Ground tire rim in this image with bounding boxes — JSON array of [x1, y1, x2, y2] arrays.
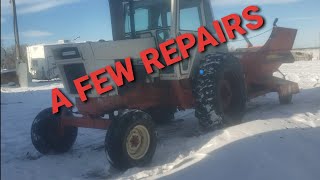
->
[[126, 125, 150, 160]]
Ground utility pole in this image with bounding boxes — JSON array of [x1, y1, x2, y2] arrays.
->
[[11, 0, 22, 63], [10, 0, 31, 87]]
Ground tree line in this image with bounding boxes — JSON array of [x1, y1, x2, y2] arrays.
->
[[1, 41, 28, 70]]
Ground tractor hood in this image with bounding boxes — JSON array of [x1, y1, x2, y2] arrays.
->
[[49, 37, 155, 62], [88, 37, 156, 60], [48, 37, 156, 96]]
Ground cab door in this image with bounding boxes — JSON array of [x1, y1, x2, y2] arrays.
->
[[176, 0, 204, 78], [158, 0, 204, 80]]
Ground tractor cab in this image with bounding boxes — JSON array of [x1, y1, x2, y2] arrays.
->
[[109, 0, 227, 79]]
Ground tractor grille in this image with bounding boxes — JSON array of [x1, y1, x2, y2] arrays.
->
[[53, 47, 80, 60], [63, 63, 87, 94]]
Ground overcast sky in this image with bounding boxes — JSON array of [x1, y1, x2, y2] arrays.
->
[[1, 0, 320, 48]]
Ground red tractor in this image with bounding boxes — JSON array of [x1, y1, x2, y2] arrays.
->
[[31, 0, 299, 170]]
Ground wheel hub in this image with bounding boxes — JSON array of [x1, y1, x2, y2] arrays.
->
[[126, 125, 150, 160]]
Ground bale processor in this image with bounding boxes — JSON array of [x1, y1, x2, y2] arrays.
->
[[31, 0, 299, 170]]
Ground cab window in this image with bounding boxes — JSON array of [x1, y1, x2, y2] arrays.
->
[[124, 0, 171, 33], [179, 0, 202, 31]]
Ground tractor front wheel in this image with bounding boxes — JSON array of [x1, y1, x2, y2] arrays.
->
[[31, 108, 78, 154], [105, 110, 157, 170]]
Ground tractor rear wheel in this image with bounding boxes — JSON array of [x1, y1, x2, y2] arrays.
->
[[194, 53, 246, 129], [31, 108, 78, 154], [105, 110, 157, 170]]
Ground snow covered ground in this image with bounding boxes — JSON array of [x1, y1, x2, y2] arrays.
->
[[1, 60, 320, 180]]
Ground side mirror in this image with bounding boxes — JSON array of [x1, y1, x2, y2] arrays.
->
[[273, 18, 279, 27]]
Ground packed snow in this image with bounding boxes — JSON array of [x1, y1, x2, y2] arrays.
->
[[1, 60, 320, 180]]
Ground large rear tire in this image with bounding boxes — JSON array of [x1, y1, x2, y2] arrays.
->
[[105, 110, 157, 170], [31, 108, 78, 154], [194, 53, 246, 129]]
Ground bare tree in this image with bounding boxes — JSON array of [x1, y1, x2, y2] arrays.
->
[[1, 42, 28, 70]]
